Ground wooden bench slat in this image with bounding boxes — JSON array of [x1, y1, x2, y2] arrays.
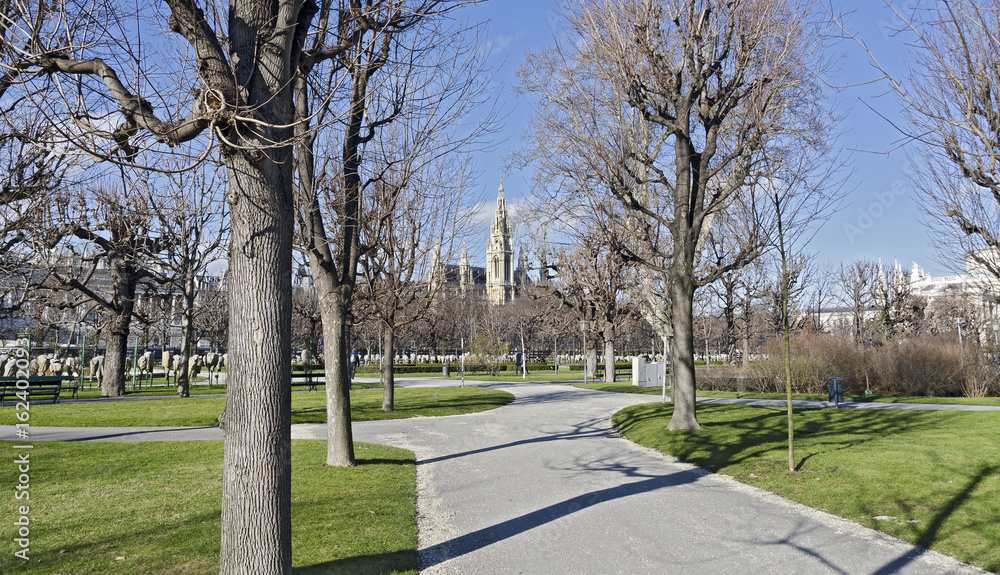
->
[[0, 376, 75, 405]]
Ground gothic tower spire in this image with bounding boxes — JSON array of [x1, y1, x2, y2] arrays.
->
[[459, 241, 471, 293], [486, 181, 514, 304]]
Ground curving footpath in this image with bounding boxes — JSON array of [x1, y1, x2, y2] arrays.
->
[[3, 381, 992, 574]]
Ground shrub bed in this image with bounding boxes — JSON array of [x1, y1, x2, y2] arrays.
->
[[726, 332, 1000, 397]]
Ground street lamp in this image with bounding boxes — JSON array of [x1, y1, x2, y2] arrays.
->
[[579, 320, 590, 385]]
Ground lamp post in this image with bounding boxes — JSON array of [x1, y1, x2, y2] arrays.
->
[[579, 320, 590, 385]]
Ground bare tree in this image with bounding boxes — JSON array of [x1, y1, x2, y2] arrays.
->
[[871, 260, 925, 341], [193, 280, 228, 352], [0, 0, 365, 569], [535, 230, 632, 382], [0, 118, 68, 320], [356, 151, 478, 411], [842, 2, 1000, 287], [292, 2, 493, 466], [33, 178, 168, 397], [520, 0, 837, 429], [149, 164, 229, 396], [838, 259, 877, 345]]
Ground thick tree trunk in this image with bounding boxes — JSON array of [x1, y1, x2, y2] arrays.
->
[[382, 323, 395, 412], [101, 314, 130, 397], [101, 259, 138, 397], [603, 326, 616, 383], [218, 149, 294, 574], [314, 272, 356, 467], [668, 277, 703, 431], [586, 343, 598, 380]]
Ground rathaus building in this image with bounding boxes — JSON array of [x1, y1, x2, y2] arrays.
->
[[485, 182, 516, 304], [440, 182, 528, 304]]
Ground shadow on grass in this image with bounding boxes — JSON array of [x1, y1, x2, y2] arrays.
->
[[66, 425, 221, 441], [613, 402, 943, 473], [869, 463, 998, 575], [295, 551, 417, 574]]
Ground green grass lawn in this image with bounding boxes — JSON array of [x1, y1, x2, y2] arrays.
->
[[577, 383, 1000, 406], [0, 440, 416, 574], [8, 387, 514, 427], [612, 402, 1000, 573], [71, 381, 381, 400]]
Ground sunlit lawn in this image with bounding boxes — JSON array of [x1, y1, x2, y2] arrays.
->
[[578, 382, 1000, 406], [8, 387, 514, 427], [0, 440, 416, 574]]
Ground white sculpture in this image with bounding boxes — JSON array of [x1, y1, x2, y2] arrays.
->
[[89, 356, 104, 380], [136, 352, 150, 374], [188, 355, 203, 378], [162, 352, 172, 380], [36, 354, 50, 376], [4, 358, 17, 377]]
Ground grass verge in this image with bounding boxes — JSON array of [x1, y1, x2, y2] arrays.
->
[[10, 387, 514, 427], [577, 383, 1000, 406], [0, 440, 416, 574], [612, 402, 1000, 572]]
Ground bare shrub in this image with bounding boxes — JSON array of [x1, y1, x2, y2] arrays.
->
[[747, 334, 842, 393], [744, 332, 996, 397], [880, 337, 963, 396]]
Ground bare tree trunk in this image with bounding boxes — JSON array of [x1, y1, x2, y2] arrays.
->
[[382, 323, 395, 412], [101, 260, 138, 397], [315, 272, 356, 467], [603, 325, 616, 383], [178, 291, 195, 397], [102, 313, 130, 397], [586, 342, 598, 380], [218, 152, 293, 574], [742, 335, 749, 369], [668, 277, 703, 431]]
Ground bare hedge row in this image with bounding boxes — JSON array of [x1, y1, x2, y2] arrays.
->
[[697, 332, 1000, 398]]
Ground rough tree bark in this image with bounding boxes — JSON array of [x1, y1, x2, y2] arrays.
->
[[312, 271, 355, 468], [382, 323, 395, 412], [668, 275, 701, 430], [217, 150, 294, 574], [603, 324, 616, 383]]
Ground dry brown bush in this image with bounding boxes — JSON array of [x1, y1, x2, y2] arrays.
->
[[724, 332, 1000, 397]]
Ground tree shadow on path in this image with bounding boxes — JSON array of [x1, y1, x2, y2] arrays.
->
[[419, 466, 704, 570], [417, 415, 616, 466]]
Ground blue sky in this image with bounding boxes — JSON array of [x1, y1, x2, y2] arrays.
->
[[458, 1, 956, 277]]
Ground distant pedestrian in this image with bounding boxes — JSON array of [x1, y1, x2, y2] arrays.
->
[[515, 351, 523, 369], [350, 350, 359, 380]]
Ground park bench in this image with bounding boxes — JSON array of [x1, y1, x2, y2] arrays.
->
[[0, 375, 79, 405], [291, 379, 320, 391]]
